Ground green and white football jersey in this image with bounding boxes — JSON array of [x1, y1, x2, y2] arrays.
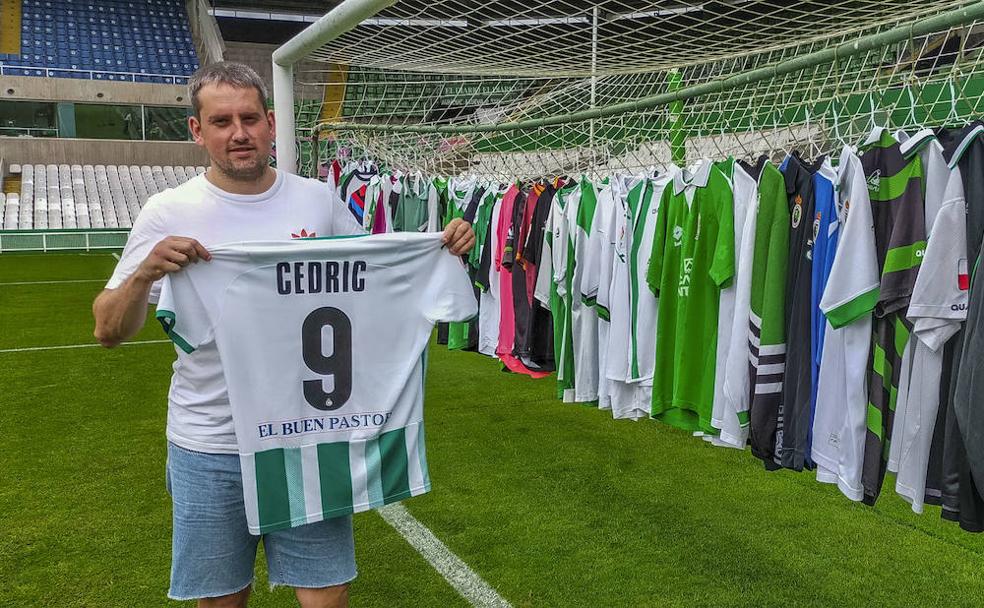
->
[[647, 160, 736, 432], [156, 233, 477, 535]]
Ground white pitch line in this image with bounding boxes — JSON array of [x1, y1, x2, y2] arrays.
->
[[0, 279, 106, 286], [0, 339, 171, 354], [378, 503, 512, 608], [112, 252, 121, 260]]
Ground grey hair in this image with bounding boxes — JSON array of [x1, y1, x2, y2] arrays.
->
[[188, 62, 269, 118]]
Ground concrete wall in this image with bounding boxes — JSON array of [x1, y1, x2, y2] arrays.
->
[[223, 41, 324, 101], [0, 137, 209, 166], [0, 76, 191, 107]]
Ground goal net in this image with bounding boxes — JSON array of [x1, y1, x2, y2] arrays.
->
[[278, 0, 984, 179]]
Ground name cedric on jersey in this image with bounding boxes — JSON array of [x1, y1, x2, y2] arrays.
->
[[276, 259, 368, 295]]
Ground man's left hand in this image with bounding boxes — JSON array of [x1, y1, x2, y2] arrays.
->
[[443, 218, 476, 256]]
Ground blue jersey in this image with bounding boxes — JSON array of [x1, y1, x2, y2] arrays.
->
[[808, 160, 840, 463]]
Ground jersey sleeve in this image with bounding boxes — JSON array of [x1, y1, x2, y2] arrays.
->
[[579, 190, 608, 305], [647, 189, 670, 296], [423, 249, 479, 323], [907, 168, 969, 351], [105, 197, 167, 303], [820, 164, 880, 328], [155, 267, 217, 354], [709, 185, 736, 287]]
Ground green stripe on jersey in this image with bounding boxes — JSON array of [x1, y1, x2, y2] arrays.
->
[[894, 316, 910, 358], [883, 241, 927, 275], [317, 442, 353, 518], [255, 448, 291, 533], [155, 310, 195, 354], [868, 160, 922, 203], [379, 427, 412, 500], [824, 287, 879, 329], [867, 403, 883, 440]]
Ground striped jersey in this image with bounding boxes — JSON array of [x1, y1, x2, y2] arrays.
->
[[858, 128, 926, 505], [156, 233, 477, 534], [746, 160, 790, 467]]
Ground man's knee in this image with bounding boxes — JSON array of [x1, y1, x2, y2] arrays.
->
[[197, 585, 251, 608], [295, 583, 350, 608]]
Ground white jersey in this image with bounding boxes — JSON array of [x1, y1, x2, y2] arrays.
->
[[567, 179, 601, 402], [606, 173, 672, 419], [157, 233, 477, 534], [891, 167, 967, 513], [812, 146, 877, 501], [478, 194, 503, 356], [106, 170, 364, 454], [708, 161, 758, 449], [581, 182, 619, 410]]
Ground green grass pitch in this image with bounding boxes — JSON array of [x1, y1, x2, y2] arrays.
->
[[2, 252, 983, 607]]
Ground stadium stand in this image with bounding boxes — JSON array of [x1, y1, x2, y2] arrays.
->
[[0, 0, 200, 83], [0, 162, 204, 229]]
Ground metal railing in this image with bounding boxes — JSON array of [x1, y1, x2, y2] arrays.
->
[[0, 65, 191, 83], [0, 229, 130, 253]]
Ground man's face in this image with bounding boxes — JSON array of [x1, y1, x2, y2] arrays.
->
[[189, 83, 275, 182]]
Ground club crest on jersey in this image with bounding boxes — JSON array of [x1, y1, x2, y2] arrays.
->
[[291, 228, 316, 239], [791, 195, 803, 228], [672, 225, 684, 247], [866, 170, 881, 192]]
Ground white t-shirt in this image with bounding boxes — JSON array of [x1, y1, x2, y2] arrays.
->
[[106, 170, 364, 454], [157, 233, 476, 534]]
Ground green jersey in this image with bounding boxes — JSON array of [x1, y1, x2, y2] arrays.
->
[[647, 161, 736, 432]]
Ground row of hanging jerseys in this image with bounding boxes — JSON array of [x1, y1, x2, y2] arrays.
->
[[327, 122, 984, 533]]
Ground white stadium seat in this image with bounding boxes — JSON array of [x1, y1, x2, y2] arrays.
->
[[83, 165, 105, 229], [72, 165, 90, 229], [3, 193, 19, 230], [163, 165, 179, 189], [173, 165, 188, 183], [195, 166, 206, 175], [116, 165, 141, 224], [129, 165, 150, 207], [9, 164, 21, 174], [94, 165, 119, 229], [151, 166, 168, 193], [141, 165, 160, 196], [107, 165, 132, 228], [184, 166, 198, 181]]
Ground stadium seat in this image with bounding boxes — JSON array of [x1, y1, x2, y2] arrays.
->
[[141, 165, 159, 196], [150, 166, 167, 193], [105, 165, 131, 228], [94, 165, 119, 228], [128, 165, 149, 208], [73, 165, 91, 229], [116, 164, 141, 222], [173, 165, 187, 183], [83, 164, 105, 229], [162, 165, 179, 189], [10, 0, 200, 81], [8, 164, 21, 175], [3, 193, 19, 230]]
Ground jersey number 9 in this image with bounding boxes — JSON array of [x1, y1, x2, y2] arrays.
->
[[301, 307, 353, 411]]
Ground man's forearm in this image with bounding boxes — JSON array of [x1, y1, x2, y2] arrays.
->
[[92, 274, 155, 348]]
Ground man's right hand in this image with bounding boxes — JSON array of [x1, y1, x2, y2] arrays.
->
[[135, 237, 212, 283]]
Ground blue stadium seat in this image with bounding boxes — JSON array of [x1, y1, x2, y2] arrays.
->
[[7, 0, 200, 81]]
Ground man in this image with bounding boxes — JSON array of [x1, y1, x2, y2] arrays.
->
[[92, 62, 475, 608]]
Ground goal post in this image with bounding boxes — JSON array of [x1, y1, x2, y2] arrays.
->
[[272, 0, 397, 174]]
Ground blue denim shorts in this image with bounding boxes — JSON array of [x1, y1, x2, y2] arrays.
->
[[165, 442, 357, 600]]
